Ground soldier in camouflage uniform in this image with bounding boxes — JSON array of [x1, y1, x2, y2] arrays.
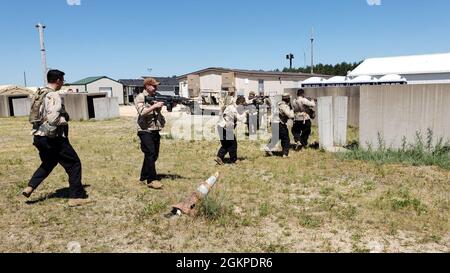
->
[[264, 92, 295, 158], [23, 70, 90, 207], [215, 96, 247, 165], [291, 89, 316, 150]]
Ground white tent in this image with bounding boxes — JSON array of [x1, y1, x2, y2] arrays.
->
[[324, 76, 350, 85], [348, 75, 378, 85], [348, 52, 450, 84], [301, 77, 326, 87], [378, 74, 407, 84]]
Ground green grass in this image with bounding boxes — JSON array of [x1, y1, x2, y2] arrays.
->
[[339, 130, 450, 170], [0, 117, 449, 253]]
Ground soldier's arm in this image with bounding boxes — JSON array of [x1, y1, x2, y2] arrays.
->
[[46, 92, 63, 126], [280, 104, 295, 119], [301, 98, 316, 108], [135, 94, 162, 116], [234, 107, 247, 123]]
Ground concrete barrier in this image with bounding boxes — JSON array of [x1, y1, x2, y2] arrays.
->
[[360, 84, 450, 149], [318, 97, 334, 149], [0, 96, 9, 117], [64, 93, 89, 121], [286, 87, 360, 127], [12, 98, 31, 117], [93, 97, 120, 120]]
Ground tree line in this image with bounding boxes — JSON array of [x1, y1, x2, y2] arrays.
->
[[279, 61, 363, 76]]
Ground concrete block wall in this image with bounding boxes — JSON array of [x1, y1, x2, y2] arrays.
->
[[12, 98, 31, 117], [93, 97, 120, 121], [360, 84, 450, 150], [63, 93, 89, 121], [297, 87, 360, 127], [0, 96, 9, 117]]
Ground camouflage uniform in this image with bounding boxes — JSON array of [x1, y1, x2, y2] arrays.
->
[[32, 87, 69, 138], [291, 96, 316, 147], [217, 103, 247, 163], [135, 90, 166, 132], [267, 100, 295, 156]]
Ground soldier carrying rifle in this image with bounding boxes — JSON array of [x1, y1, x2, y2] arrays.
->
[[135, 78, 170, 190]]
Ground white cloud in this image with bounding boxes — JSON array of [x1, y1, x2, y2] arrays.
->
[[67, 0, 81, 6], [367, 0, 382, 6]]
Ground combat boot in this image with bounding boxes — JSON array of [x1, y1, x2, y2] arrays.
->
[[214, 157, 224, 165], [22, 187, 35, 198], [264, 146, 273, 156], [148, 181, 164, 190]]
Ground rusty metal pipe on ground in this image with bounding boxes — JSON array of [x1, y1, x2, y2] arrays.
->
[[170, 172, 220, 217]]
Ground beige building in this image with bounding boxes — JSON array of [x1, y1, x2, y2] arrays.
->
[[65, 76, 124, 105], [177, 67, 329, 98]]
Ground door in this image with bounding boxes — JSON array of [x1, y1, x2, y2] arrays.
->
[[99, 87, 113, 98], [258, 79, 265, 95]]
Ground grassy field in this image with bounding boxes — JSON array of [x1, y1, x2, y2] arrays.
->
[[0, 117, 449, 253]]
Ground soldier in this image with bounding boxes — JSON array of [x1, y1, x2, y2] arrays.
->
[[291, 89, 316, 150], [264, 92, 295, 158], [135, 78, 166, 190], [23, 70, 91, 207], [246, 91, 258, 135], [219, 89, 236, 112], [215, 96, 247, 165]]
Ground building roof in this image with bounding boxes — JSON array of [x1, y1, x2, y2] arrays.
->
[[348, 52, 450, 77], [70, 76, 121, 85], [0, 85, 34, 96], [121, 77, 179, 87], [177, 67, 330, 80], [119, 79, 144, 86]]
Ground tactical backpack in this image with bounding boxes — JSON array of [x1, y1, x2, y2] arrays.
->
[[29, 88, 51, 125], [305, 104, 316, 120]]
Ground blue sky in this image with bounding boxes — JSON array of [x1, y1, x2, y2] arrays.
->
[[1, 0, 450, 86]]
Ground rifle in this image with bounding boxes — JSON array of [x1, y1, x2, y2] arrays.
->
[[145, 94, 194, 112]]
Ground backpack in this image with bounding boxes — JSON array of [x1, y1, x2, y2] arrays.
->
[[29, 88, 51, 125], [292, 97, 316, 120], [305, 104, 316, 120]]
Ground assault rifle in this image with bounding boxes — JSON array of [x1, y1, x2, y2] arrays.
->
[[145, 94, 194, 112]]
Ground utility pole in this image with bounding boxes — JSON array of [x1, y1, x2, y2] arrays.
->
[[310, 27, 314, 74], [36, 23, 48, 85], [304, 50, 307, 68], [23, 71, 27, 87], [286, 53, 294, 70]]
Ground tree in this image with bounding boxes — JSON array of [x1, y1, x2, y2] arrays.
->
[[282, 61, 362, 76]]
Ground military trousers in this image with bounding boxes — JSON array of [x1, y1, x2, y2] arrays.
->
[[28, 136, 86, 199], [217, 126, 238, 163], [292, 120, 312, 147], [267, 122, 291, 156], [138, 131, 161, 182]]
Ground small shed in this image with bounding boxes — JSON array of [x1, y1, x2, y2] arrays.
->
[[65, 76, 124, 105], [62, 92, 119, 121], [0, 86, 33, 117]]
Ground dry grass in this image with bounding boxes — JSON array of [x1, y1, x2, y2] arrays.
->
[[0, 117, 449, 253]]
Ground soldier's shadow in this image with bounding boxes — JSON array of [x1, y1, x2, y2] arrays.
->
[[222, 157, 248, 164], [269, 151, 285, 157], [25, 185, 91, 205], [156, 174, 186, 181]]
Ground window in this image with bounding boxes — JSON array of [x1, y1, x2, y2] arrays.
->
[[99, 87, 113, 97]]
